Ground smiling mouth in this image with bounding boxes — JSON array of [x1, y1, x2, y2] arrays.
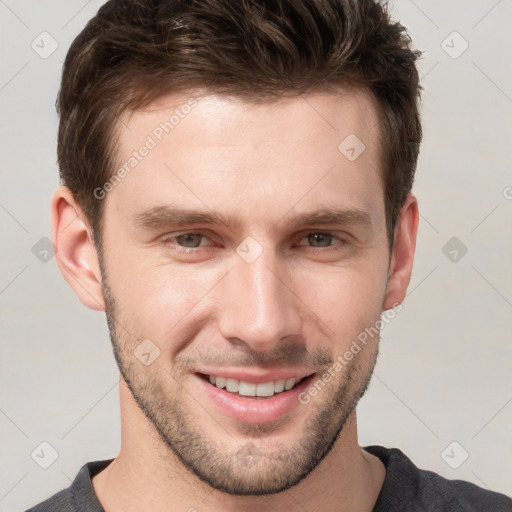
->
[[197, 372, 312, 398]]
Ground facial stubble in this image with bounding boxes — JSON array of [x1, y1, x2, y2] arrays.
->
[[100, 271, 380, 496]]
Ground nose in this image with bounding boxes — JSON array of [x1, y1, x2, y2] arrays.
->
[[217, 243, 303, 352]]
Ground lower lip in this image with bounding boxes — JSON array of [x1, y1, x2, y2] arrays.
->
[[194, 373, 316, 424]]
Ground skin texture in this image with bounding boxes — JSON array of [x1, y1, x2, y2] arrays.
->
[[52, 89, 418, 512]]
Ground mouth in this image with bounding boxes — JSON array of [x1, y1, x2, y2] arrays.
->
[[197, 372, 310, 399], [193, 371, 317, 424]]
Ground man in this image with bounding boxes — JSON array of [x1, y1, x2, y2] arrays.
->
[[26, 0, 512, 511]]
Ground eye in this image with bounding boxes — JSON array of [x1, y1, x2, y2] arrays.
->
[[298, 232, 348, 251], [162, 232, 213, 252], [161, 231, 349, 254], [174, 233, 207, 248], [305, 232, 334, 247]]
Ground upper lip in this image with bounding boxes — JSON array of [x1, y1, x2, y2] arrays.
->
[[196, 368, 316, 384]]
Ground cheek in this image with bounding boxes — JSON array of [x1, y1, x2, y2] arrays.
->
[[110, 261, 225, 342], [293, 264, 387, 345]]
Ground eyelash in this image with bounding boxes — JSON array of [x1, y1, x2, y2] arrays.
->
[[161, 232, 348, 253]]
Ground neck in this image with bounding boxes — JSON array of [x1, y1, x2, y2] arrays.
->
[[92, 380, 385, 512]]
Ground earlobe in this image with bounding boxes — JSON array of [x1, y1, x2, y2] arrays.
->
[[51, 186, 106, 311], [382, 194, 419, 311]]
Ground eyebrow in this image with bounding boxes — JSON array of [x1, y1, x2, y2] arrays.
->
[[132, 205, 372, 232]]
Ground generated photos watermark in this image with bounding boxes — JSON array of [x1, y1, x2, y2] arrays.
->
[[93, 97, 198, 200], [298, 303, 402, 405]]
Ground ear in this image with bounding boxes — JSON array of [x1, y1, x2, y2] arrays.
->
[[51, 186, 105, 311], [383, 194, 419, 310]]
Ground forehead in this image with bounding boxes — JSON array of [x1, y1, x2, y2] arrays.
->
[[106, 88, 384, 231], [119, 87, 381, 150]]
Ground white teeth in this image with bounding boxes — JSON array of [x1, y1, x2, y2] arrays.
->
[[238, 381, 256, 397], [207, 375, 305, 396], [225, 378, 239, 393], [284, 378, 297, 391], [274, 379, 285, 393], [256, 381, 275, 397]]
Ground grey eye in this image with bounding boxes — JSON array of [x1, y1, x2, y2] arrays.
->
[[175, 234, 204, 248], [306, 233, 334, 247]]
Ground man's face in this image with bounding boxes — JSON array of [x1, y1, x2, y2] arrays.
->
[[99, 89, 392, 495]]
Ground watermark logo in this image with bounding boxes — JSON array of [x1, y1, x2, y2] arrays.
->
[[134, 338, 161, 366], [31, 441, 59, 469], [236, 236, 264, 264], [442, 237, 468, 263], [441, 441, 469, 469], [338, 134, 366, 162], [298, 303, 402, 405], [31, 31, 59, 59], [237, 442, 263, 467], [441, 31, 469, 60], [32, 237, 55, 263]]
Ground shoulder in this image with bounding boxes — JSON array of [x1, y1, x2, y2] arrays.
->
[[24, 459, 113, 512], [364, 445, 512, 512], [416, 466, 512, 511], [24, 488, 75, 512]]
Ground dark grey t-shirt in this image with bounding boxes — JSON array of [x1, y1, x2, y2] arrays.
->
[[25, 445, 512, 511]]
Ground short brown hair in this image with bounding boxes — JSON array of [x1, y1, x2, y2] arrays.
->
[[57, 0, 422, 251]]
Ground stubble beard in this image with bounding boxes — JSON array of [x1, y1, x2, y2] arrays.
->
[[101, 276, 380, 496]]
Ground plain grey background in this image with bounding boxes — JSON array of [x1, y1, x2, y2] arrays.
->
[[1, 0, 511, 510]]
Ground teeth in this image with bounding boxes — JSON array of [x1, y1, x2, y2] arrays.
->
[[215, 376, 226, 389], [207, 375, 302, 396], [256, 381, 275, 397], [274, 379, 285, 393], [225, 378, 239, 393], [284, 378, 296, 391], [238, 381, 256, 396]]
